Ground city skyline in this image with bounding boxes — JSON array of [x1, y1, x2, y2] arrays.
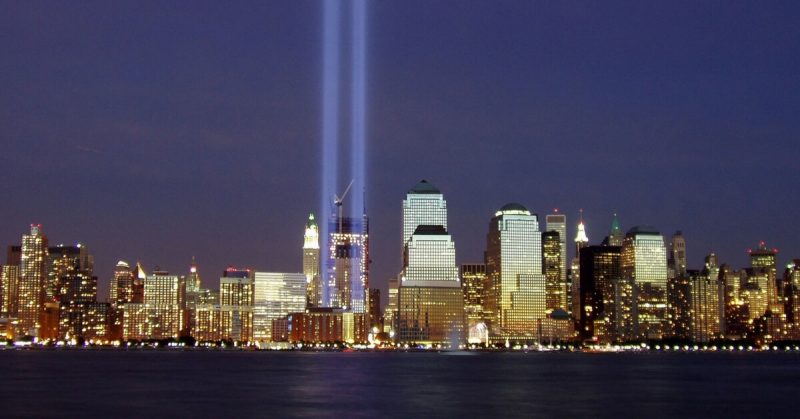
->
[[2, 2, 800, 301]]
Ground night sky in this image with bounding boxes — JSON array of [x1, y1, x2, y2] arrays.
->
[[2, 1, 799, 300]]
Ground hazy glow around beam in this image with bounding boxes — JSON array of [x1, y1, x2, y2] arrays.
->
[[320, 0, 341, 306], [350, 0, 367, 307]]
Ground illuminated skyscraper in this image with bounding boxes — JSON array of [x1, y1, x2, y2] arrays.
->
[[396, 181, 463, 345], [784, 260, 800, 324], [607, 213, 623, 247], [184, 257, 206, 337], [570, 213, 589, 320], [545, 212, 567, 284], [402, 180, 447, 247], [253, 272, 306, 342], [485, 203, 546, 338], [748, 242, 781, 316], [721, 264, 747, 339], [49, 244, 95, 304], [303, 213, 322, 307], [689, 255, 723, 342], [326, 215, 369, 314], [110, 261, 134, 306], [667, 270, 691, 339], [668, 231, 687, 279], [17, 224, 48, 336], [220, 268, 253, 342], [383, 276, 399, 334], [578, 245, 621, 341], [1, 265, 20, 318], [143, 272, 186, 339], [187, 257, 201, 293], [397, 225, 464, 345], [621, 226, 668, 340], [542, 231, 565, 311], [461, 263, 487, 328]]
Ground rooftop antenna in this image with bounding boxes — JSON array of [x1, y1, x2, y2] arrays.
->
[[334, 179, 354, 233]]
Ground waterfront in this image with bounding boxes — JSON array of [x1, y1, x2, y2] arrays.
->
[[0, 351, 797, 418]]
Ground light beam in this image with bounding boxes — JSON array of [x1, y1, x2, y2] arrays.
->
[[320, 0, 341, 306]]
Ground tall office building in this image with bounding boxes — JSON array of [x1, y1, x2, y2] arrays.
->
[[607, 213, 624, 246], [303, 213, 322, 307], [461, 263, 487, 328], [668, 231, 688, 279], [253, 272, 306, 342], [784, 260, 800, 324], [621, 226, 668, 340], [577, 245, 622, 341], [397, 225, 464, 345], [368, 288, 382, 331], [110, 261, 135, 306], [689, 255, 723, 343], [1, 265, 20, 318], [485, 203, 546, 338], [667, 270, 691, 339], [721, 264, 748, 339], [187, 257, 201, 293], [48, 244, 96, 304], [542, 231, 565, 311], [402, 180, 447, 247], [396, 181, 463, 345], [220, 268, 254, 342], [17, 224, 48, 336], [570, 214, 589, 320], [748, 242, 781, 316], [545, 212, 567, 283], [384, 276, 399, 334], [144, 272, 186, 339], [326, 215, 369, 314]]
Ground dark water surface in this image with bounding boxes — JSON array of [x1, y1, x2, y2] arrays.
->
[[0, 350, 797, 418]]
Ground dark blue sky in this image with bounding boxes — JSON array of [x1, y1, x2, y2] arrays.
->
[[2, 1, 799, 299]]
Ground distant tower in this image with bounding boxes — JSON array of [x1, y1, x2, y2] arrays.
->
[[578, 245, 622, 341], [542, 231, 564, 311], [669, 231, 687, 278], [574, 210, 589, 256], [622, 226, 668, 340], [747, 242, 780, 316], [397, 226, 463, 345], [396, 180, 463, 345], [570, 211, 589, 320], [110, 261, 134, 306], [303, 213, 322, 307], [17, 224, 48, 336], [326, 203, 369, 316], [485, 203, 546, 336], [607, 213, 623, 246], [402, 180, 447, 249], [187, 256, 201, 293], [545, 210, 567, 290]]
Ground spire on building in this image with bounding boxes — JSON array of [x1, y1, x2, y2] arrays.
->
[[304, 213, 320, 250], [575, 209, 589, 245]]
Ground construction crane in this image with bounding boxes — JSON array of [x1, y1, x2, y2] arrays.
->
[[333, 179, 354, 233]]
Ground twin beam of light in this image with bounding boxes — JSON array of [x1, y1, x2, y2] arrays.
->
[[350, 0, 367, 312], [320, 0, 367, 308], [320, 0, 341, 307]]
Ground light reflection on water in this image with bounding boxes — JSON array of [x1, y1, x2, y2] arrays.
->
[[0, 351, 797, 418]]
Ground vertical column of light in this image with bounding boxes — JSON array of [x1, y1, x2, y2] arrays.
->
[[350, 0, 367, 313], [321, 0, 341, 307]]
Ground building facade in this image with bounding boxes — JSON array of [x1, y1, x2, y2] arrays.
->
[[485, 203, 546, 339]]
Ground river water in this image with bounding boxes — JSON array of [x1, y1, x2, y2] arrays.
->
[[0, 350, 796, 418]]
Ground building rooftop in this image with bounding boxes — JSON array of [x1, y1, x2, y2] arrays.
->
[[499, 202, 529, 212], [627, 225, 661, 236], [413, 225, 448, 235], [408, 179, 441, 194]]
